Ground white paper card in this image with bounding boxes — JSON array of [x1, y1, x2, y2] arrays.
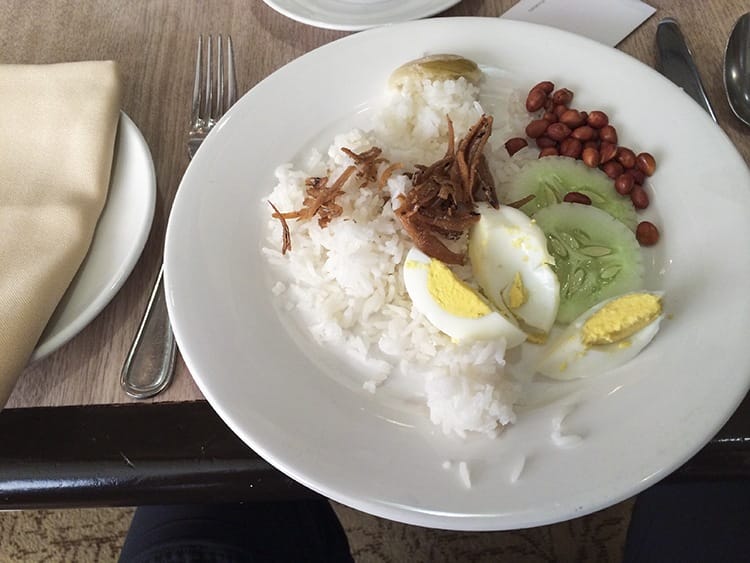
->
[[501, 0, 656, 47]]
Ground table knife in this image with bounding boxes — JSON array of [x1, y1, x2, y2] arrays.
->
[[656, 17, 718, 123]]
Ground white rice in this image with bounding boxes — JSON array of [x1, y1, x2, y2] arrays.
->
[[262, 76, 530, 438], [551, 432, 584, 448], [550, 403, 584, 448], [458, 461, 472, 489], [509, 455, 527, 484]]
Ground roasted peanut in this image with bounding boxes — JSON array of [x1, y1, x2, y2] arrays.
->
[[636, 152, 656, 176], [599, 125, 618, 144], [539, 147, 559, 158], [542, 111, 558, 123], [525, 118, 550, 138], [636, 221, 659, 245], [614, 173, 635, 195], [571, 125, 595, 141], [526, 88, 548, 112], [626, 167, 646, 185], [599, 142, 617, 163], [601, 160, 624, 179], [546, 122, 572, 142], [616, 147, 636, 169], [587, 110, 609, 129], [559, 137, 582, 159], [630, 185, 649, 209], [552, 88, 574, 106], [535, 136, 557, 149], [553, 104, 569, 118], [582, 147, 600, 168], [504, 137, 528, 156], [559, 109, 585, 128], [563, 191, 592, 205], [532, 81, 555, 95], [583, 140, 599, 151]]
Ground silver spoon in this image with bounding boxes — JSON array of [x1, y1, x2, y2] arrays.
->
[[725, 12, 750, 126]]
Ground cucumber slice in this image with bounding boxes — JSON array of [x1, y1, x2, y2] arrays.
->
[[533, 203, 644, 324], [505, 156, 637, 231]]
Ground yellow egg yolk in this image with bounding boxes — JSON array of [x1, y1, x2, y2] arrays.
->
[[507, 272, 528, 309], [425, 259, 491, 318], [581, 293, 662, 346], [525, 331, 548, 345]]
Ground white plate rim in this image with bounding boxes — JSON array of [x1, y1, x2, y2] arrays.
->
[[261, 0, 462, 31], [164, 17, 750, 530], [31, 112, 156, 361]]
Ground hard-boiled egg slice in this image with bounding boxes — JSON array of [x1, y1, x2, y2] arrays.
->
[[403, 247, 526, 347], [536, 291, 664, 380], [468, 204, 560, 335]]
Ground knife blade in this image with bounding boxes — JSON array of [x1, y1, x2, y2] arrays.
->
[[656, 17, 718, 123]]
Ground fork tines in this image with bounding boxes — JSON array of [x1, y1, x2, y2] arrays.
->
[[191, 34, 238, 128]]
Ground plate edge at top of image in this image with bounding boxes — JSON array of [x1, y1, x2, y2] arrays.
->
[[261, 0, 462, 31]]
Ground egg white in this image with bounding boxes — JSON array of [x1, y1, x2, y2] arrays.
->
[[536, 291, 664, 380], [403, 247, 526, 347], [468, 204, 560, 334]]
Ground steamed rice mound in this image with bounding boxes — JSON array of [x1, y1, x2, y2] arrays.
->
[[262, 76, 519, 438]]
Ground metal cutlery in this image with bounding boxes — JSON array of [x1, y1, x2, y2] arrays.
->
[[121, 34, 238, 399], [724, 12, 750, 127], [655, 17, 718, 124]]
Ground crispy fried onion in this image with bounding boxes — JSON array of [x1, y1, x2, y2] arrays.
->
[[271, 165, 356, 230], [342, 146, 404, 190], [270, 146, 403, 251], [341, 147, 386, 187], [268, 201, 291, 254], [395, 114, 499, 265]]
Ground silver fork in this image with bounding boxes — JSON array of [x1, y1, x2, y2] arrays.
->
[[121, 34, 238, 399], [188, 35, 237, 157]]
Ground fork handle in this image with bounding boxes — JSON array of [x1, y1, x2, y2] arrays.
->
[[120, 265, 177, 399]]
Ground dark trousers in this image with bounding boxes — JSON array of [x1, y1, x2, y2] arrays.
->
[[118, 500, 354, 563], [624, 480, 750, 563]]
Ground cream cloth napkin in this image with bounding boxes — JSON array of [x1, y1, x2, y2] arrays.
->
[[0, 61, 122, 408]]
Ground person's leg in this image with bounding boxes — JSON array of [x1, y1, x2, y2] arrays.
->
[[624, 480, 750, 563], [119, 500, 353, 563]]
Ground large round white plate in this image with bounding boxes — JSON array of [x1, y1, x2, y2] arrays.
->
[[32, 113, 155, 361], [261, 0, 461, 31], [164, 18, 750, 530]]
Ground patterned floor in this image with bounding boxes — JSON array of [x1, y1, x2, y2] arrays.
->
[[0, 499, 634, 562]]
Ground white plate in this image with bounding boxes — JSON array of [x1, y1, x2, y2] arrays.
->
[[164, 18, 750, 530], [32, 113, 155, 361], [261, 0, 461, 31]]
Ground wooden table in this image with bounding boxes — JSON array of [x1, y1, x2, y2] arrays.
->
[[1, 0, 749, 508]]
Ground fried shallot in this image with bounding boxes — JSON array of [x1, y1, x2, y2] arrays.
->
[[395, 114, 500, 265], [268, 201, 292, 254], [272, 165, 357, 228], [270, 145, 401, 251], [341, 146, 387, 187]]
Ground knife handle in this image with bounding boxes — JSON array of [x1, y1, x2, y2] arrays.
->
[[656, 17, 718, 124]]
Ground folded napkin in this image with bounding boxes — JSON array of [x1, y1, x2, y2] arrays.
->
[[0, 61, 121, 408]]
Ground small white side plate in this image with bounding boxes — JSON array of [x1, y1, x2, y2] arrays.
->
[[31, 113, 156, 361]]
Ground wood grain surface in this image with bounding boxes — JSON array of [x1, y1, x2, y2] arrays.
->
[[2, 0, 748, 408]]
